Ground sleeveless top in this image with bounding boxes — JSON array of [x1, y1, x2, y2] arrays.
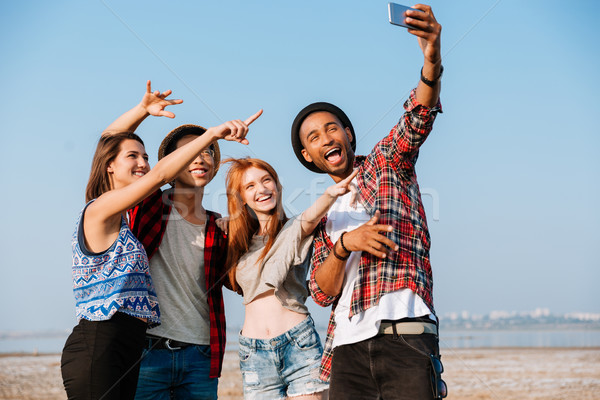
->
[[71, 201, 160, 326]]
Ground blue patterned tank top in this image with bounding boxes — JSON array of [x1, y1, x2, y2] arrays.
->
[[71, 201, 160, 326]]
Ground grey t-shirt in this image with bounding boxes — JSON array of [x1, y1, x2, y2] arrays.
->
[[146, 207, 210, 344], [235, 216, 313, 314]]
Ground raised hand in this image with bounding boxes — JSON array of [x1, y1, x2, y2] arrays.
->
[[211, 109, 263, 145], [102, 80, 184, 136], [405, 4, 442, 65], [141, 80, 184, 118], [325, 169, 359, 204], [341, 210, 398, 259]]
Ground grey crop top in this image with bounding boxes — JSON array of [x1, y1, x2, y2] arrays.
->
[[235, 216, 313, 314]]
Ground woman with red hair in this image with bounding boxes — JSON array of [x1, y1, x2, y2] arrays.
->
[[223, 157, 357, 400]]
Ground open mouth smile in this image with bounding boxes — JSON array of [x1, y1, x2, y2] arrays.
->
[[324, 146, 343, 164], [190, 168, 208, 176], [256, 194, 272, 202]]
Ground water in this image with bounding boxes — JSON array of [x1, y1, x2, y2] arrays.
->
[[439, 329, 600, 349], [0, 337, 69, 354], [224, 327, 600, 352], [2, 328, 599, 354]]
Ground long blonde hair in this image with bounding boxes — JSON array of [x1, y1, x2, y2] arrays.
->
[[223, 158, 288, 294]]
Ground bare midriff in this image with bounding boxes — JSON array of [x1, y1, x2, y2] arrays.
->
[[242, 290, 307, 339]]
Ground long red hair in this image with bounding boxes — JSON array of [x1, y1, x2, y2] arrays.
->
[[223, 158, 288, 294]]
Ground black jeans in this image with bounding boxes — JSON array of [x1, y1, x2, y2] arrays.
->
[[329, 332, 440, 400], [61, 312, 147, 400]]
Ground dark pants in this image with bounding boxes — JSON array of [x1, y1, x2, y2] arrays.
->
[[329, 332, 440, 400], [61, 312, 147, 400]]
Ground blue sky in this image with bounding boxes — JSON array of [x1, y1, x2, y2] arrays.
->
[[1, 1, 598, 332]]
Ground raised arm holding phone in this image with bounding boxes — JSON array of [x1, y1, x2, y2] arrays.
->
[[290, 4, 447, 399]]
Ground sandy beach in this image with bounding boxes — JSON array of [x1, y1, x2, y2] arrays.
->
[[1, 348, 599, 399]]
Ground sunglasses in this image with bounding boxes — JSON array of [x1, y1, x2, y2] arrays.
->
[[430, 354, 448, 399], [200, 148, 215, 159]]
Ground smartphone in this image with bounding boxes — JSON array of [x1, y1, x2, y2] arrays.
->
[[388, 2, 422, 30]]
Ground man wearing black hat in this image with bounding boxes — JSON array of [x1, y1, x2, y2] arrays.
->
[[291, 5, 446, 399]]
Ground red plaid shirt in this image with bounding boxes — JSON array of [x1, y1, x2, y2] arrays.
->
[[127, 189, 229, 378], [309, 89, 442, 381]]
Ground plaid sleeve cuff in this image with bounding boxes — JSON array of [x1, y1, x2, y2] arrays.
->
[[404, 88, 443, 114], [308, 220, 339, 307], [309, 270, 338, 307]]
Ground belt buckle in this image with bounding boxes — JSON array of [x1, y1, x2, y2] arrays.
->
[[165, 339, 181, 351]]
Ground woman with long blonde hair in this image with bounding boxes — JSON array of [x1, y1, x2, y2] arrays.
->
[[223, 157, 357, 400]]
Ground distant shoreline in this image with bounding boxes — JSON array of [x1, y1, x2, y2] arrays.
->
[[4, 344, 600, 359], [3, 327, 600, 354], [2, 324, 600, 339]]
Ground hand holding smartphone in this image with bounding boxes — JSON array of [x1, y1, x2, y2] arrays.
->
[[388, 3, 423, 30]]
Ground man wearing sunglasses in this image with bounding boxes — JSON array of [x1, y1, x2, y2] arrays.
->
[[291, 4, 447, 399]]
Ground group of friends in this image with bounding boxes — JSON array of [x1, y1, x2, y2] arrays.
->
[[60, 5, 447, 400]]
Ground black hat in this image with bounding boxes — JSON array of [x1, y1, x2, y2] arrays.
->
[[158, 124, 221, 173], [291, 102, 355, 173]]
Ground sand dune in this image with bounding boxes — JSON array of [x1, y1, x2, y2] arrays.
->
[[1, 348, 599, 399]]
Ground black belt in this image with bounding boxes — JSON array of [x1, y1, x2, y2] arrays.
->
[[145, 335, 193, 351]]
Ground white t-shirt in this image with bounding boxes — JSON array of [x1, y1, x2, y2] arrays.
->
[[327, 184, 433, 348]]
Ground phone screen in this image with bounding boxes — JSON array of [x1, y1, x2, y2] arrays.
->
[[388, 3, 422, 30]]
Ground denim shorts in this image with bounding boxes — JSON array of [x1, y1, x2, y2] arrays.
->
[[238, 315, 329, 400]]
